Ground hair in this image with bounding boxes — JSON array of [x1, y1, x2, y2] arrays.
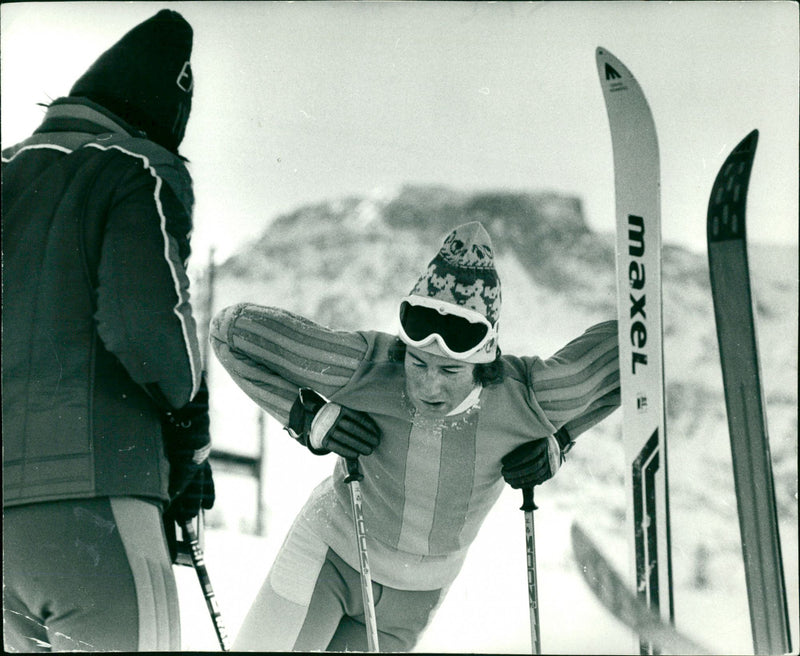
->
[[388, 337, 505, 386]]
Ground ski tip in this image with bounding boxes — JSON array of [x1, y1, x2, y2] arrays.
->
[[595, 46, 621, 82], [595, 46, 636, 90], [570, 520, 584, 542], [595, 45, 614, 63], [734, 129, 759, 155], [570, 522, 593, 562], [596, 45, 625, 62], [706, 129, 759, 243]]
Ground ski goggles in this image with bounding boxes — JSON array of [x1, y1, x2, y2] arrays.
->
[[398, 295, 497, 362]]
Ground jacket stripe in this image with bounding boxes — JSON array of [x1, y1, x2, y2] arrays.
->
[[232, 332, 354, 391], [534, 341, 618, 394], [397, 420, 443, 553], [537, 370, 619, 419], [216, 305, 367, 400], [430, 414, 478, 553], [85, 142, 201, 399], [235, 316, 362, 377], [234, 308, 366, 362], [2, 143, 74, 162], [532, 322, 619, 424]]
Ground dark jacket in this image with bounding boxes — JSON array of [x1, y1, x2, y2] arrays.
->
[[2, 98, 203, 507]]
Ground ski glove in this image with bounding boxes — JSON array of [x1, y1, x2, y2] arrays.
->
[[501, 427, 573, 489], [162, 375, 215, 520], [166, 460, 215, 524], [286, 388, 381, 458]]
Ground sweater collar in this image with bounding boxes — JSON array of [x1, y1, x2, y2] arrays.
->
[[446, 384, 483, 417], [35, 98, 146, 138]]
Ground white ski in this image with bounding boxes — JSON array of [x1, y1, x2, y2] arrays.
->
[[571, 523, 709, 656], [596, 46, 674, 654]]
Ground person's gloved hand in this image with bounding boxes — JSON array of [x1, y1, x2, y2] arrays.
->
[[286, 388, 381, 458], [167, 459, 215, 524], [501, 427, 573, 489], [162, 376, 215, 522]]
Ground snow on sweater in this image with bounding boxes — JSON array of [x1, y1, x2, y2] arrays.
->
[[211, 303, 619, 590]]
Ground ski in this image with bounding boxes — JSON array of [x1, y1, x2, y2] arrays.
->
[[706, 130, 792, 655], [571, 524, 711, 656], [596, 47, 674, 655]]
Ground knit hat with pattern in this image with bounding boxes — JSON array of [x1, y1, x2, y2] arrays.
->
[[400, 222, 501, 362], [69, 10, 193, 153], [409, 222, 501, 324]]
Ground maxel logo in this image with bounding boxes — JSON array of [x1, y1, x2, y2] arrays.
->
[[628, 214, 648, 374]]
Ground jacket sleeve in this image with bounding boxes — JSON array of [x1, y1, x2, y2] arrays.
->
[[94, 159, 202, 410], [210, 303, 370, 425], [527, 320, 620, 441]]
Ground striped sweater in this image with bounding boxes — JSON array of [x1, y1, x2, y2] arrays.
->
[[211, 303, 619, 589]]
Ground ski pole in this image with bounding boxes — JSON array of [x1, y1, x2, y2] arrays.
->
[[181, 519, 231, 651], [344, 457, 380, 652], [521, 486, 541, 655]]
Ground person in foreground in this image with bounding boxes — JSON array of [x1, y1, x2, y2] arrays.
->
[[3, 10, 214, 652], [211, 221, 620, 651]]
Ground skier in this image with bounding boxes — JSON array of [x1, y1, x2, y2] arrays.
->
[[211, 221, 620, 651], [3, 10, 214, 652]]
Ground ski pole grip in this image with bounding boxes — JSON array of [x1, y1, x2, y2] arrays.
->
[[345, 457, 364, 484], [521, 486, 538, 512]]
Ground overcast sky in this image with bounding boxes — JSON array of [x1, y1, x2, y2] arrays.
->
[[2, 1, 797, 261]]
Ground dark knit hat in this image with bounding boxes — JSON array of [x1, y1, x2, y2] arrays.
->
[[70, 10, 193, 152]]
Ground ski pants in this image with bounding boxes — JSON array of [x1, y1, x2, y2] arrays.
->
[[233, 518, 444, 652], [3, 497, 180, 652]]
